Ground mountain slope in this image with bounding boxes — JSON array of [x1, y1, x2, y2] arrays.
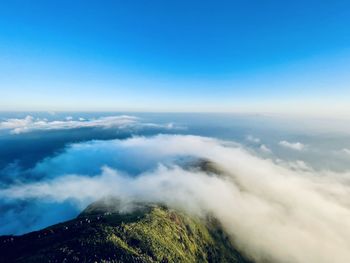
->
[[0, 201, 251, 263]]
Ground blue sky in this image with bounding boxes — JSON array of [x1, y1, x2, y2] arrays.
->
[[0, 0, 349, 115]]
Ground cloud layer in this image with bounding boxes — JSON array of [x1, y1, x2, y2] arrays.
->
[[1, 135, 350, 263], [0, 115, 176, 134]]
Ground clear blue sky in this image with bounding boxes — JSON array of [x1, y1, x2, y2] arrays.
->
[[0, 0, 349, 115]]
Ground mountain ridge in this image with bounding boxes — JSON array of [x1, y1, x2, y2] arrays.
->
[[0, 200, 252, 263]]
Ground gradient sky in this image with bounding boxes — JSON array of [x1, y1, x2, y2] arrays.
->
[[0, 0, 349, 115]]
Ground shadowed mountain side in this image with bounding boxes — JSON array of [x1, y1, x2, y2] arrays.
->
[[0, 200, 252, 263]]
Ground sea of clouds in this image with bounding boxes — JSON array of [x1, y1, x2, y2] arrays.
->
[[1, 134, 350, 263]]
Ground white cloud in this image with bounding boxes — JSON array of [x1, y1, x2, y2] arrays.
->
[[275, 159, 313, 172], [0, 115, 177, 134], [342, 148, 350, 155], [260, 144, 272, 153], [279, 140, 305, 151], [1, 135, 350, 263], [331, 148, 350, 159], [246, 135, 260, 143]]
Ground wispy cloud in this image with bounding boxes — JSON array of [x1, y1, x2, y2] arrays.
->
[[246, 135, 260, 143], [259, 144, 272, 153], [342, 148, 350, 155], [0, 115, 178, 134], [1, 135, 350, 263], [275, 159, 313, 172], [279, 140, 305, 151]]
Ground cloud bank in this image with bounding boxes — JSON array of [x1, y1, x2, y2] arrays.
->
[[0, 115, 176, 134], [1, 135, 350, 263]]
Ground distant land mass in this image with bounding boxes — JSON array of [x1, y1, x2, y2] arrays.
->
[[0, 199, 252, 263]]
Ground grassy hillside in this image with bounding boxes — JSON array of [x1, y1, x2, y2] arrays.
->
[[0, 201, 251, 263]]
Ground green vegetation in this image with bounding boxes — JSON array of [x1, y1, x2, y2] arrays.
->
[[0, 201, 251, 263]]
